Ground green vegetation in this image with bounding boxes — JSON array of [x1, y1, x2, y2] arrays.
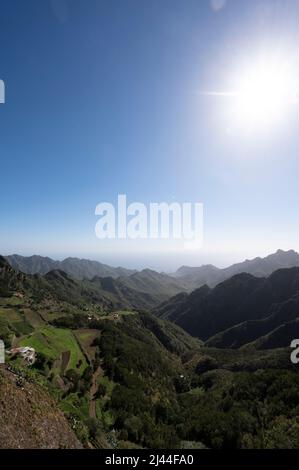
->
[[19, 326, 87, 373], [178, 369, 299, 449], [1, 255, 299, 449]]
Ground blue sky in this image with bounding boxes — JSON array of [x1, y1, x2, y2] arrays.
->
[[1, 0, 299, 270]]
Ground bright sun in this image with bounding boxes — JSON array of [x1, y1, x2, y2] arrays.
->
[[202, 53, 299, 133], [231, 56, 299, 131]]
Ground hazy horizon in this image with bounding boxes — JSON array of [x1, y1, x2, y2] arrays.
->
[[3, 246, 298, 272]]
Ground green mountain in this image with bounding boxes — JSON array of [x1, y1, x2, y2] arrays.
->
[[1, 256, 299, 449], [5, 255, 186, 309], [6, 254, 136, 279], [207, 293, 299, 349], [115, 269, 187, 305], [0, 257, 178, 312], [154, 267, 299, 349]]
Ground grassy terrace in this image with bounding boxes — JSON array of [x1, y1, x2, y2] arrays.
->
[[19, 325, 87, 374]]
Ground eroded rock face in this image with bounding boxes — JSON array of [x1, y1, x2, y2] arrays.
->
[[0, 367, 83, 449]]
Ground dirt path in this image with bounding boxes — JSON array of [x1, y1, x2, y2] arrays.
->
[[89, 366, 102, 419]]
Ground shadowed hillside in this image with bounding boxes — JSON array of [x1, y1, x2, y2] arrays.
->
[[1, 256, 299, 449], [154, 267, 299, 349]]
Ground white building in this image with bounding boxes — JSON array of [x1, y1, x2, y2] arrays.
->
[[9, 347, 36, 365]]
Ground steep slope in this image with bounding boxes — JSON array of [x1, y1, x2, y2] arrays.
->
[[1, 255, 299, 449], [90, 275, 159, 310], [1, 256, 171, 312], [0, 366, 82, 449], [38, 269, 185, 311], [207, 293, 299, 349], [5, 256, 185, 309], [6, 254, 58, 276], [116, 269, 187, 305], [248, 318, 299, 350], [174, 265, 222, 290], [0, 257, 203, 448], [0, 255, 27, 296], [155, 267, 299, 342]]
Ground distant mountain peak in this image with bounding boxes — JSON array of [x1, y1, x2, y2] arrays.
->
[[172, 249, 299, 291], [6, 254, 135, 280], [155, 264, 299, 348], [275, 248, 298, 255]]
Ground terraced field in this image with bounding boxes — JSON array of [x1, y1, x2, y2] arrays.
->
[[0, 303, 33, 344], [74, 329, 101, 362], [19, 325, 88, 374]]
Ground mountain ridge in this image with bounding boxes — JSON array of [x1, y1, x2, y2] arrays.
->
[[154, 266, 299, 349], [173, 249, 299, 290], [6, 254, 136, 280], [1, 254, 299, 449]]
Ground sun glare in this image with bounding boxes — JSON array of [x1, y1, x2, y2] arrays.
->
[[232, 56, 299, 131]]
